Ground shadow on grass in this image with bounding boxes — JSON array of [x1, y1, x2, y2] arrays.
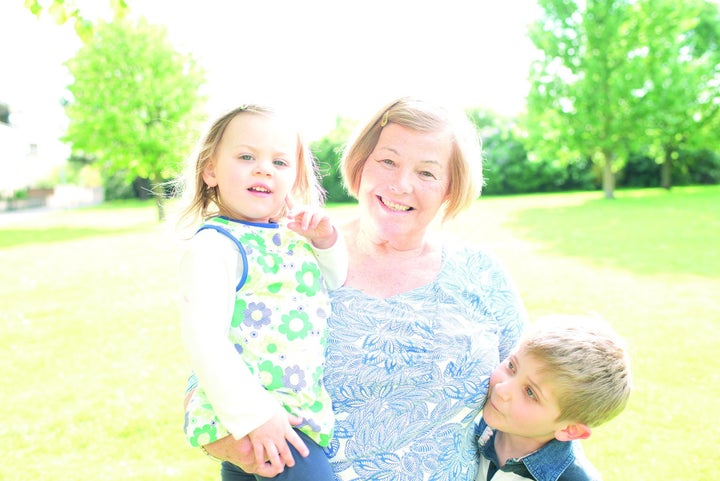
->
[[507, 187, 720, 278], [0, 225, 147, 249]]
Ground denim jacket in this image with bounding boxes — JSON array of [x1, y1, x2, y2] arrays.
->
[[476, 418, 601, 481]]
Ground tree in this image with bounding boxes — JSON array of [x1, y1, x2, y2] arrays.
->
[[634, 0, 720, 189], [24, 0, 129, 39], [527, 0, 720, 198], [311, 116, 356, 203], [63, 18, 206, 220], [527, 0, 653, 199]]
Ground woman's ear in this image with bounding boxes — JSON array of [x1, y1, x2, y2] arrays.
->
[[202, 162, 218, 187], [555, 423, 591, 442]]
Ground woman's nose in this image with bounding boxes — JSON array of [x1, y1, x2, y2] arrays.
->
[[389, 169, 413, 193]]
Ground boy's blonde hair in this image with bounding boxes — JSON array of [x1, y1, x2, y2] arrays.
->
[[175, 104, 323, 232], [522, 315, 632, 428], [340, 96, 483, 221]]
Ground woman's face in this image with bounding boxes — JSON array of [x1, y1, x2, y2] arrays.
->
[[357, 123, 452, 241]]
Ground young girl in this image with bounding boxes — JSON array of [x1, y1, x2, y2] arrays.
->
[[177, 105, 345, 480]]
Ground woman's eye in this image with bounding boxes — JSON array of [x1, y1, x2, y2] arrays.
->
[[419, 170, 437, 179], [379, 158, 395, 166]]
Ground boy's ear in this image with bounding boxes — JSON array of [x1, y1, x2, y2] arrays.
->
[[202, 162, 218, 187], [555, 423, 591, 442]]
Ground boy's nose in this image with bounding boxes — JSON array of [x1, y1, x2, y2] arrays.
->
[[493, 381, 511, 401]]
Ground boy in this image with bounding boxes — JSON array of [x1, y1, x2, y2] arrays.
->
[[477, 315, 632, 481]]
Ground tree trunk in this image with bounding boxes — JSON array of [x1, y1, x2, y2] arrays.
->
[[602, 152, 616, 199], [661, 147, 673, 190], [156, 196, 166, 222]]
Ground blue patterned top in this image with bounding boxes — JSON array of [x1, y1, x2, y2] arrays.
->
[[323, 244, 526, 481]]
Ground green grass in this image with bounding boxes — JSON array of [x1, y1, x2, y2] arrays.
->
[[1, 186, 718, 480]]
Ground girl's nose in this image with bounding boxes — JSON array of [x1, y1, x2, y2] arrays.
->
[[254, 159, 272, 176]]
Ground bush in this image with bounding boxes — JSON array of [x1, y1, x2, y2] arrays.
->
[[482, 132, 597, 195]]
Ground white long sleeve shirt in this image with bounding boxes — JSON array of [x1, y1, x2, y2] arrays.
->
[[180, 224, 347, 439]]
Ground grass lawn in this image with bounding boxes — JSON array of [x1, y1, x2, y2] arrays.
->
[[1, 186, 718, 480]]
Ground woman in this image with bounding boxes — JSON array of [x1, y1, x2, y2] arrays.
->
[[192, 97, 527, 481]]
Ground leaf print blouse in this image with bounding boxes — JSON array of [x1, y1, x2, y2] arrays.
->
[[323, 243, 526, 481]]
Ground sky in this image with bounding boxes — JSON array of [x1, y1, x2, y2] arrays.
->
[[0, 0, 542, 147]]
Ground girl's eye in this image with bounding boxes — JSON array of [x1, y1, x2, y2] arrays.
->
[[273, 159, 289, 167], [239, 154, 253, 161]]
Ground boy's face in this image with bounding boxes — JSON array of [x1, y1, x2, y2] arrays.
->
[[483, 346, 566, 442]]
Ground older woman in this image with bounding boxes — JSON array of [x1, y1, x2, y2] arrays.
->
[[193, 97, 527, 481]]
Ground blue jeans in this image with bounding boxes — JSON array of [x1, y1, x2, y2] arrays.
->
[[219, 430, 334, 481]]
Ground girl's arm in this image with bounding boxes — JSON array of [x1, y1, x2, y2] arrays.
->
[[180, 230, 281, 438], [287, 205, 348, 290], [311, 228, 348, 290]]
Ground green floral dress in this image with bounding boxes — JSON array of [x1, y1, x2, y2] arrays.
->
[[184, 217, 334, 448]]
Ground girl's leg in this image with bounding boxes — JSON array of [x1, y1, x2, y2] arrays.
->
[[255, 430, 334, 481]]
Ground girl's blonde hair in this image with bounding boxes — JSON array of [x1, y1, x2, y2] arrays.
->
[[523, 315, 633, 428], [340, 97, 483, 222], [175, 104, 324, 233]]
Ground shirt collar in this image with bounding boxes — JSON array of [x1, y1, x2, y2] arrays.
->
[[477, 418, 577, 481]]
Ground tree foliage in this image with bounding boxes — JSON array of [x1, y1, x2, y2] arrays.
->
[[467, 108, 597, 195], [63, 18, 206, 219], [526, 0, 720, 198], [311, 116, 357, 203], [632, 0, 720, 188], [24, 0, 129, 39], [527, 0, 645, 199]]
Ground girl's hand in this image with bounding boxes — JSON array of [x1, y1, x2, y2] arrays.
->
[[286, 196, 337, 249], [247, 411, 310, 473], [186, 387, 307, 476]]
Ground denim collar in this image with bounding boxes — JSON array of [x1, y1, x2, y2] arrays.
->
[[477, 418, 577, 481]]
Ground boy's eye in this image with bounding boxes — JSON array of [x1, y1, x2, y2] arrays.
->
[[525, 386, 537, 400], [507, 360, 516, 372]]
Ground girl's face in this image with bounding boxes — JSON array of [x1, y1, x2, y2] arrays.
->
[[357, 123, 452, 242], [203, 113, 299, 223]]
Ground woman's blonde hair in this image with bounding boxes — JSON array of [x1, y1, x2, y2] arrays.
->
[[522, 315, 633, 428], [340, 97, 483, 221], [175, 104, 324, 232]]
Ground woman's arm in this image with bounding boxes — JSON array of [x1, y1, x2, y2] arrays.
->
[[184, 389, 303, 478]]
